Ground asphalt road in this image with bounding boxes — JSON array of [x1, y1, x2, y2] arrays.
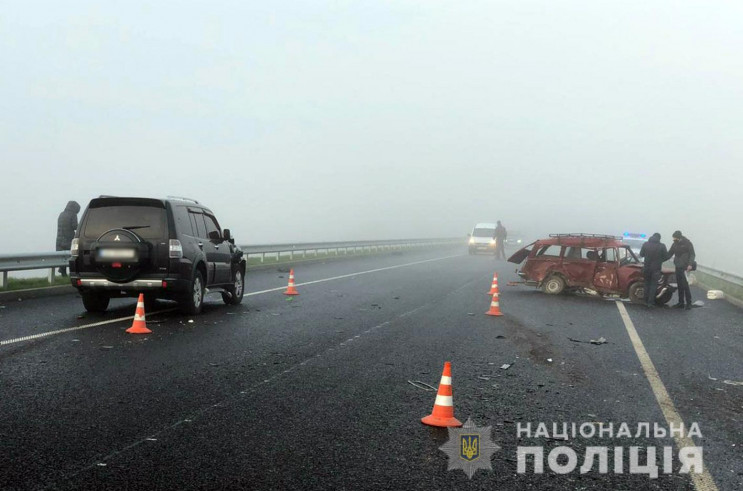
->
[[0, 246, 741, 490]]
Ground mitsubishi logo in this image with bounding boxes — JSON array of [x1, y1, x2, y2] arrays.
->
[[114, 235, 121, 241]]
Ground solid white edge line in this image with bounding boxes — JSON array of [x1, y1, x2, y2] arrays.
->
[[615, 301, 718, 491]]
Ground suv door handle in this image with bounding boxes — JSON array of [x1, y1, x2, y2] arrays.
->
[[198, 242, 203, 249]]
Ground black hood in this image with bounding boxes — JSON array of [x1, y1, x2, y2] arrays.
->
[[65, 201, 81, 213], [648, 233, 661, 243]]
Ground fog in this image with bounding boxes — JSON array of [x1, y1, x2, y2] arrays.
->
[[2, 1, 742, 274]]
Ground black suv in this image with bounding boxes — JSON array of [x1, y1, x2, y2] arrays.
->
[[68, 196, 246, 314]]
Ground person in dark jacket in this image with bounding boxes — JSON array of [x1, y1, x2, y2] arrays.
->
[[494, 220, 507, 260], [56, 201, 80, 276], [666, 230, 696, 310], [639, 233, 667, 307]]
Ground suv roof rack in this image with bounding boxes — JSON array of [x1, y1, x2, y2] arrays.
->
[[549, 233, 623, 240], [166, 196, 200, 204], [98, 194, 118, 198]]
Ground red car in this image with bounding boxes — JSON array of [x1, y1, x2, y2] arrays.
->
[[508, 234, 676, 304]]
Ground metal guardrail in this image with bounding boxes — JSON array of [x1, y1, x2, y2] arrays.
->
[[238, 238, 460, 263], [0, 238, 462, 289], [696, 265, 743, 287], [0, 252, 70, 287], [693, 264, 743, 307]]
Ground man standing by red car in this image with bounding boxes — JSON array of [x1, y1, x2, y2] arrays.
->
[[666, 230, 696, 310]]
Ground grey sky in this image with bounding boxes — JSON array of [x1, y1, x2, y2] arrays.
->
[[2, 1, 742, 272]]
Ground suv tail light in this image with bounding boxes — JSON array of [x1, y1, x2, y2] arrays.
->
[[70, 238, 79, 257], [169, 239, 183, 258]]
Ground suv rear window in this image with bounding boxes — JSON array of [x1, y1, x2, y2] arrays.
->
[[82, 206, 168, 240]]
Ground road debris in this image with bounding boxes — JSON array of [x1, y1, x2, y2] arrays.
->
[[692, 300, 705, 307], [467, 313, 475, 316], [496, 335, 505, 339], [500, 363, 512, 370], [706, 290, 724, 300], [723, 380, 743, 386], [408, 380, 436, 391], [547, 358, 553, 363], [100, 346, 113, 350], [568, 336, 607, 345], [187, 319, 194, 323]]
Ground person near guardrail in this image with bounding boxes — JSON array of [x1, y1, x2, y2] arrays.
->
[[666, 230, 696, 310], [639, 233, 667, 308], [494, 221, 507, 260], [55, 201, 80, 276]]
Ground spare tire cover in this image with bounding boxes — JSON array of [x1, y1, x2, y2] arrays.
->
[[93, 229, 148, 283]]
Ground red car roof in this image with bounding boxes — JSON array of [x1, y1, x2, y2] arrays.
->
[[536, 234, 626, 248]]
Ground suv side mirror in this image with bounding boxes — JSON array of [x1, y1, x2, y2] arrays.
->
[[223, 229, 235, 244]]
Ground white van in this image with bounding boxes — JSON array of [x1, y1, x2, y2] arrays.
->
[[468, 223, 497, 254]]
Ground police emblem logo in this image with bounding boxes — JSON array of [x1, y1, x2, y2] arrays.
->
[[439, 418, 500, 479], [460, 434, 479, 462]]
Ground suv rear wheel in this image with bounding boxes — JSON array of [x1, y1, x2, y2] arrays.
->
[[180, 270, 204, 315], [222, 267, 245, 305], [543, 275, 565, 295], [81, 291, 110, 312]]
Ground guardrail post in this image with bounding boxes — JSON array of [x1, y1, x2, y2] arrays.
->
[[261, 252, 265, 263], [290, 250, 294, 260], [48, 268, 54, 284], [0, 271, 7, 289]]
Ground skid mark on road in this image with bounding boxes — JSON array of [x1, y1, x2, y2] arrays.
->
[[2, 253, 464, 348], [616, 302, 718, 491]]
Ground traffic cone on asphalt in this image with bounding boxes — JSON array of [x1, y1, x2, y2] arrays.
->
[[421, 362, 462, 428], [487, 273, 499, 295], [126, 294, 152, 334], [283, 269, 299, 296], [485, 286, 503, 317]]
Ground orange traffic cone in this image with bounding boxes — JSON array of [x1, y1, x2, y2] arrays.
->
[[487, 272, 499, 295], [284, 269, 299, 296], [421, 362, 462, 427], [486, 286, 503, 317], [126, 294, 152, 334]]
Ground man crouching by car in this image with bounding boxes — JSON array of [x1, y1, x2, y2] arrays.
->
[[639, 233, 668, 308], [667, 230, 696, 310]]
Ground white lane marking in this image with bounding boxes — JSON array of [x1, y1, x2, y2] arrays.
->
[[2, 253, 464, 348], [615, 302, 718, 491], [244, 253, 465, 297], [0, 309, 177, 347]]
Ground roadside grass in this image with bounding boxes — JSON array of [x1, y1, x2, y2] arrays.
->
[[1, 275, 71, 292]]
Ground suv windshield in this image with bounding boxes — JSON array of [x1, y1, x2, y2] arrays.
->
[[82, 206, 168, 240], [473, 228, 495, 238]]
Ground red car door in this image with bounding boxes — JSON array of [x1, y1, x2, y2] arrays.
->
[[593, 247, 620, 292]]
